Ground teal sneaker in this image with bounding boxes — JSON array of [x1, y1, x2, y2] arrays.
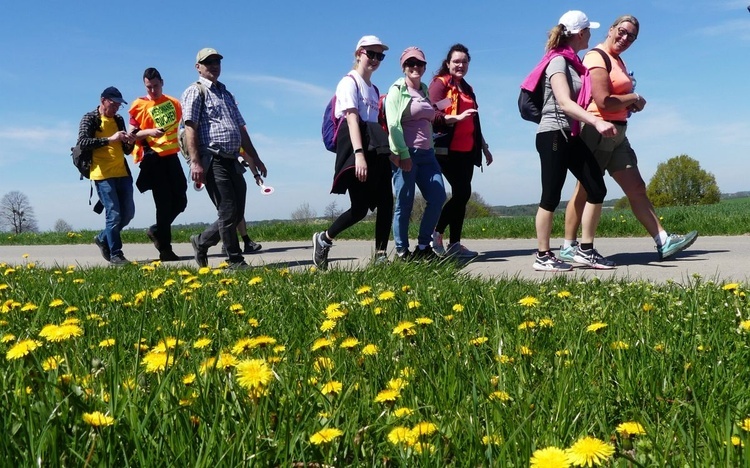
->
[[558, 241, 578, 262], [658, 231, 698, 260]]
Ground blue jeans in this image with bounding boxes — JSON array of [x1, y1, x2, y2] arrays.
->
[[392, 147, 446, 250], [95, 176, 135, 256]]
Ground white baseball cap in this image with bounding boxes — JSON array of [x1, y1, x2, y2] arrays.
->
[[559, 10, 600, 35], [356, 35, 389, 51]]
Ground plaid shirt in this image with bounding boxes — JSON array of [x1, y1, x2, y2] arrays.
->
[[181, 76, 246, 155]]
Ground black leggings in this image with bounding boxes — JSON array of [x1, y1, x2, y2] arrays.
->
[[327, 157, 393, 251], [536, 130, 606, 212], [435, 151, 474, 244]]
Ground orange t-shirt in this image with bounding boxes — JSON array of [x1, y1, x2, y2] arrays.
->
[[583, 46, 633, 122], [128, 94, 182, 161]]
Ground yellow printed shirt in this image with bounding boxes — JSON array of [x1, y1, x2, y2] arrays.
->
[[128, 94, 182, 162], [90, 116, 128, 180]]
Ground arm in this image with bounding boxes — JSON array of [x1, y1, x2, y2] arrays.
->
[[77, 113, 109, 151], [589, 67, 643, 113], [239, 126, 267, 186], [384, 88, 409, 161], [184, 122, 203, 184], [344, 110, 367, 182], [550, 73, 617, 137]]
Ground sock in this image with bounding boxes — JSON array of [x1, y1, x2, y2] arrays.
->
[[242, 234, 251, 243], [580, 243, 594, 251], [321, 231, 332, 244], [654, 230, 668, 247], [537, 250, 551, 257], [563, 239, 577, 249]]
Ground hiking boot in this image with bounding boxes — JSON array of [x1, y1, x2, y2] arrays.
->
[[190, 234, 208, 268], [159, 250, 180, 262], [533, 252, 573, 272], [226, 260, 251, 271], [572, 246, 616, 270], [109, 253, 130, 266], [312, 232, 332, 270], [558, 241, 579, 262], [431, 231, 446, 256], [412, 245, 439, 261], [445, 243, 479, 259], [658, 231, 698, 260], [244, 239, 262, 254], [94, 236, 110, 262], [146, 227, 160, 251]]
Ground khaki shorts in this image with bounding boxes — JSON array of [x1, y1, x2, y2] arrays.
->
[[580, 122, 637, 175]]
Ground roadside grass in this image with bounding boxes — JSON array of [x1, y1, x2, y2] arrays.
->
[[1, 259, 749, 465], [3, 197, 750, 246]]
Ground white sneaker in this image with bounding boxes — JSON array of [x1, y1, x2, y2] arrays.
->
[[445, 243, 479, 259], [431, 231, 446, 256], [572, 246, 616, 270], [533, 252, 573, 272]]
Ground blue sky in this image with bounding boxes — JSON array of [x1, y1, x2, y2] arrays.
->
[[1, 0, 748, 231]]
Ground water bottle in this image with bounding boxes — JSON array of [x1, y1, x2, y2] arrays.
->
[[628, 71, 636, 118]]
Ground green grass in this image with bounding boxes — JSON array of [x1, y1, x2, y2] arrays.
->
[[3, 197, 750, 246], [1, 260, 749, 465]]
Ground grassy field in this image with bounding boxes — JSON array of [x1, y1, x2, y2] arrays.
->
[[2, 197, 750, 246], [1, 258, 749, 465]]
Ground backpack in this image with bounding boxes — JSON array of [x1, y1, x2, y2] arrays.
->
[[321, 74, 380, 152], [178, 81, 206, 164], [70, 144, 92, 180]]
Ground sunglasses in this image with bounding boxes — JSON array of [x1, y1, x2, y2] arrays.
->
[[616, 27, 637, 43], [404, 59, 425, 68], [362, 50, 386, 61]]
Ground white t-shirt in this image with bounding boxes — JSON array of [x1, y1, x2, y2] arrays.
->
[[334, 71, 380, 122]]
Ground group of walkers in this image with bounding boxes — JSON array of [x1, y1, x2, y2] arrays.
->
[[78, 10, 698, 272], [314, 11, 697, 272]]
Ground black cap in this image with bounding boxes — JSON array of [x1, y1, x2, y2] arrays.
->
[[101, 86, 127, 105]]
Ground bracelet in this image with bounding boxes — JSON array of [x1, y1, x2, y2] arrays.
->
[[633, 93, 640, 103], [354, 148, 364, 154]]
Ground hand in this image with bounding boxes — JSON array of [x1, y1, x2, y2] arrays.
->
[[190, 161, 204, 185], [254, 157, 268, 177], [354, 154, 367, 182], [151, 128, 165, 138], [483, 147, 494, 166], [400, 158, 413, 172], [455, 108, 478, 122], [630, 94, 647, 112], [253, 174, 264, 186], [389, 153, 400, 168], [594, 119, 617, 138]]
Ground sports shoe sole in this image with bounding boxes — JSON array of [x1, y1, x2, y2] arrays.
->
[[572, 254, 616, 270], [532, 262, 573, 272]]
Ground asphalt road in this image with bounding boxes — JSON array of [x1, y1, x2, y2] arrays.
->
[[1, 235, 747, 284]]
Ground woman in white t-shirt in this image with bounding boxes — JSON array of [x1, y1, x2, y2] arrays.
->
[[532, 10, 617, 272], [312, 35, 394, 270]]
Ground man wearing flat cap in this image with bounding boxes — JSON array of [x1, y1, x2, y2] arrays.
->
[[76, 86, 137, 266], [181, 47, 268, 269]]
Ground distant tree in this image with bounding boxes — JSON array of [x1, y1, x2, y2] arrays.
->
[[613, 196, 630, 211], [323, 201, 342, 222], [646, 154, 720, 207], [465, 192, 493, 219], [0, 191, 39, 234], [291, 202, 317, 222], [54, 219, 73, 233]]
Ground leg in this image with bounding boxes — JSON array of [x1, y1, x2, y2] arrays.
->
[[566, 137, 606, 245], [563, 182, 586, 241], [373, 158, 394, 253], [444, 156, 474, 245], [95, 178, 126, 257], [414, 148, 446, 247], [535, 132, 569, 252], [612, 168, 662, 237], [391, 154, 417, 252]]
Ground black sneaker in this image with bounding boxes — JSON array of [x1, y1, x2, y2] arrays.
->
[[94, 236, 110, 261], [395, 248, 411, 261], [226, 260, 251, 271], [109, 253, 130, 266], [244, 239, 262, 254], [159, 250, 180, 262], [412, 245, 439, 261], [146, 227, 160, 251], [190, 234, 208, 268], [312, 232, 332, 270]]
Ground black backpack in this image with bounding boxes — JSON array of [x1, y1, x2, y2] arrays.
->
[[70, 145, 93, 179]]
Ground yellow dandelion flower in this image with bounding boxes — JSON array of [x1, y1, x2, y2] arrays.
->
[[273, 345, 286, 353], [142, 351, 175, 373], [393, 407, 413, 418], [248, 276, 263, 285], [21, 302, 38, 312], [311, 337, 334, 351], [519, 346, 533, 356], [616, 422, 646, 437], [388, 426, 417, 446], [740, 418, 750, 432], [109, 293, 122, 302], [0, 283, 8, 290], [452, 303, 464, 312], [412, 442, 436, 454], [739, 320, 750, 332], [64, 306, 78, 314], [325, 306, 347, 320], [229, 303, 244, 312], [197, 267, 211, 275], [320, 380, 343, 395], [642, 303, 654, 312], [194, 338, 212, 349], [482, 434, 503, 446], [4, 268, 16, 276], [152, 337, 182, 353], [723, 283, 740, 291], [400, 366, 414, 378], [518, 296, 540, 307], [566, 436, 614, 466], [444, 314, 454, 321], [339, 337, 359, 349], [498, 355, 514, 364], [250, 335, 277, 348], [610, 341, 629, 350], [373, 306, 384, 315], [248, 318, 259, 327], [99, 338, 115, 348], [556, 349, 570, 357], [408, 300, 421, 309], [557, 290, 572, 298], [356, 285, 372, 295], [141, 265, 155, 272], [49, 299, 65, 308], [378, 290, 396, 301], [530, 446, 570, 468], [236, 358, 274, 390], [518, 320, 536, 330], [40, 324, 84, 342], [183, 373, 196, 385], [489, 391, 512, 402], [359, 297, 375, 306], [320, 319, 337, 332], [82, 411, 115, 427], [163, 278, 176, 287], [470, 336, 489, 346], [393, 321, 416, 337], [729, 436, 744, 447], [313, 357, 334, 372], [401, 285, 411, 292], [309, 427, 343, 445], [42, 355, 64, 371], [412, 421, 437, 437], [539, 318, 554, 328], [415, 317, 433, 325], [374, 388, 400, 403], [214, 352, 238, 369], [361, 344, 378, 356], [653, 343, 666, 352], [1, 334, 15, 343], [586, 322, 607, 332], [388, 378, 408, 391]]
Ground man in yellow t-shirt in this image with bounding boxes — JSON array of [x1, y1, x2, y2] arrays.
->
[[129, 68, 187, 261], [76, 86, 136, 265]]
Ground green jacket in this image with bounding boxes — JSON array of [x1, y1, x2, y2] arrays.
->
[[384, 77, 433, 160]]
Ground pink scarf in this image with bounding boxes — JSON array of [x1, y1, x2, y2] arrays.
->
[[520, 46, 591, 136]]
